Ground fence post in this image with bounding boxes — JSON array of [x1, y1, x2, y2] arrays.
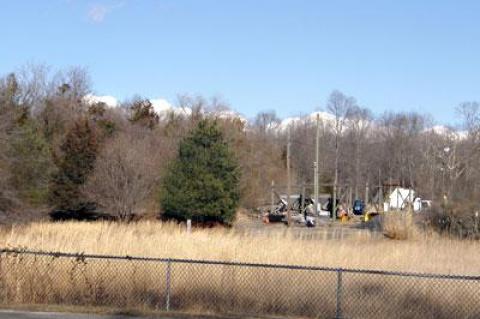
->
[[165, 259, 172, 311], [336, 269, 343, 319]]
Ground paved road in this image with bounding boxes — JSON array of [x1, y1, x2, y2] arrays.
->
[[0, 310, 232, 319], [0, 310, 145, 319]]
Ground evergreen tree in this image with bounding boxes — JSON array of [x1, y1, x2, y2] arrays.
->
[[48, 118, 98, 210], [160, 119, 240, 224], [8, 120, 54, 205], [129, 99, 159, 129]]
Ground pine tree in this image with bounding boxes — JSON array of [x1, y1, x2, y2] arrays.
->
[[48, 118, 98, 210], [8, 120, 54, 205], [160, 119, 240, 224], [129, 99, 159, 129]]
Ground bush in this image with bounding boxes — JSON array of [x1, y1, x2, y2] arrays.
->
[[428, 201, 480, 239]]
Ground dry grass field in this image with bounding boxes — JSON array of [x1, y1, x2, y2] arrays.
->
[[0, 220, 478, 274], [0, 220, 478, 318]]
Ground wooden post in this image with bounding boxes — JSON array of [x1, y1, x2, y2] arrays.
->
[[186, 219, 192, 233]]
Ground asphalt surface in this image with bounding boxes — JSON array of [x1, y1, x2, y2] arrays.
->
[[0, 310, 231, 319], [0, 310, 146, 319]]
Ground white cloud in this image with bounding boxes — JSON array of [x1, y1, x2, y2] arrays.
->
[[88, 4, 109, 23], [150, 98, 173, 114], [308, 111, 336, 123], [279, 112, 336, 131], [87, 2, 125, 24], [424, 125, 468, 140], [150, 98, 192, 117], [213, 109, 247, 123], [84, 94, 118, 107]]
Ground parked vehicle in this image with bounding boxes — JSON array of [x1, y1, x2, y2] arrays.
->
[[353, 199, 365, 215]]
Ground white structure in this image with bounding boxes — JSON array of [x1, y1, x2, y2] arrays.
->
[[414, 199, 432, 212], [384, 187, 416, 211]]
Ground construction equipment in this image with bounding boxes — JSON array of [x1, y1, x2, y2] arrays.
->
[[262, 194, 317, 227]]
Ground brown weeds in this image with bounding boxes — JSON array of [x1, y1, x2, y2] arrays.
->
[[0, 221, 478, 318]]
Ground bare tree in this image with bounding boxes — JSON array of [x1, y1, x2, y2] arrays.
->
[[457, 102, 480, 137], [254, 110, 281, 135], [327, 90, 356, 214], [453, 102, 480, 200], [14, 63, 50, 113], [84, 130, 163, 219], [345, 106, 372, 199], [176, 94, 206, 122]]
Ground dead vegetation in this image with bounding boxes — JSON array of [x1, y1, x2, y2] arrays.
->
[[381, 212, 418, 240], [0, 221, 479, 318], [0, 220, 478, 274], [1, 252, 476, 319]]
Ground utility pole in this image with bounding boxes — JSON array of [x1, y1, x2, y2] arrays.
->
[[378, 168, 382, 210], [389, 176, 393, 211], [333, 133, 338, 221], [287, 126, 291, 226], [365, 181, 369, 206], [271, 180, 275, 214], [314, 114, 320, 215], [301, 183, 306, 215], [348, 186, 352, 212]]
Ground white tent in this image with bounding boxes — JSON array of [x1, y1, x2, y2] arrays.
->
[[384, 187, 415, 211]]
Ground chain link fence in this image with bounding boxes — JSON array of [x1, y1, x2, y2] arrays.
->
[[0, 249, 479, 318]]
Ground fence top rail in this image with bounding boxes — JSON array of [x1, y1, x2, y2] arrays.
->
[[1, 248, 479, 281]]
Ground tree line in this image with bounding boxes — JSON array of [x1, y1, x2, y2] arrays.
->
[[1, 65, 479, 224]]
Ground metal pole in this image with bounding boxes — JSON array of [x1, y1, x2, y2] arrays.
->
[[165, 259, 172, 311], [336, 269, 343, 319], [287, 126, 291, 226], [315, 114, 320, 215]]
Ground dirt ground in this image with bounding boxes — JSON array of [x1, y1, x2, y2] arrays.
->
[[233, 211, 383, 240]]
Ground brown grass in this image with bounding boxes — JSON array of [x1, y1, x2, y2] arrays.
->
[[0, 221, 478, 274], [0, 221, 478, 318], [381, 211, 418, 240]]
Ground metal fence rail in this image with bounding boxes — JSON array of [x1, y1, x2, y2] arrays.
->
[[0, 248, 479, 319]]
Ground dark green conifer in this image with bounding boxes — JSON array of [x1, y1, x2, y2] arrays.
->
[[160, 119, 240, 224]]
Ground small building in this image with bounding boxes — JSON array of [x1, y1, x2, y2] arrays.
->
[[384, 187, 415, 211]]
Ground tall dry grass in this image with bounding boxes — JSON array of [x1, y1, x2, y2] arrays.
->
[[0, 221, 479, 318], [0, 220, 478, 275]]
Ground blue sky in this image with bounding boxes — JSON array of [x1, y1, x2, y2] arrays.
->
[[1, 0, 479, 124]]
